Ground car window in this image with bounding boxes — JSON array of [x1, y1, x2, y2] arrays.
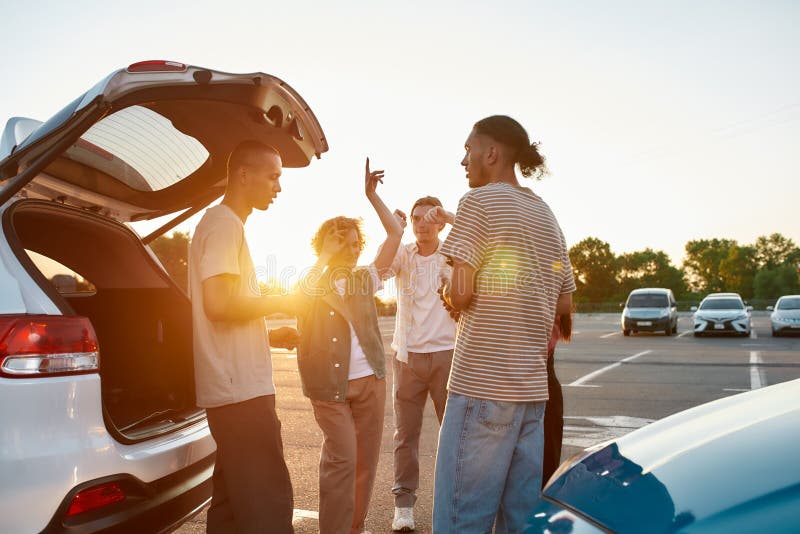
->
[[63, 105, 209, 192], [777, 297, 800, 310], [699, 298, 744, 310], [25, 250, 96, 295], [627, 294, 668, 308]]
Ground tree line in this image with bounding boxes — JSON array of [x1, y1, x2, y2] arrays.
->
[[145, 231, 800, 308], [570, 233, 800, 305]]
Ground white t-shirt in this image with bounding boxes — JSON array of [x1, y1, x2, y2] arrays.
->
[[382, 241, 456, 362], [333, 265, 383, 380], [189, 204, 274, 408], [406, 252, 456, 353]]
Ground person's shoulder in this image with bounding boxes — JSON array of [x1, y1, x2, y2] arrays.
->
[[196, 206, 242, 237], [466, 183, 517, 201]]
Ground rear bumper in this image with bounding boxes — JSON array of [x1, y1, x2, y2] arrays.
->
[[42, 452, 214, 534]]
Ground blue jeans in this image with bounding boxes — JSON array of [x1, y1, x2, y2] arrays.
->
[[433, 393, 546, 534]]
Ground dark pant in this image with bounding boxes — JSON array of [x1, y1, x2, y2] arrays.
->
[[542, 351, 564, 487], [205, 395, 294, 534]]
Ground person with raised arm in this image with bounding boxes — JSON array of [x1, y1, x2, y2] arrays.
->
[[294, 158, 404, 534]]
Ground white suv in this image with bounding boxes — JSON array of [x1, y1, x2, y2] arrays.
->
[[0, 61, 327, 533]]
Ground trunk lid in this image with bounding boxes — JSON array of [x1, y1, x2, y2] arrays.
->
[[0, 61, 328, 222]]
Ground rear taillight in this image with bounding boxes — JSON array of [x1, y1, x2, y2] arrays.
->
[[127, 60, 187, 72], [66, 482, 126, 516], [0, 315, 99, 378]]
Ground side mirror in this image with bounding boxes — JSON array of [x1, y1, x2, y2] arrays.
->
[[746, 306, 753, 312], [690, 306, 698, 312], [766, 306, 774, 311]]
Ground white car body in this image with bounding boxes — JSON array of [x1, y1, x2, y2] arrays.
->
[[692, 293, 752, 337], [0, 61, 327, 532]]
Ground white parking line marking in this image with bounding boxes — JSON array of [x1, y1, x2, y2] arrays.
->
[[677, 330, 692, 338], [750, 329, 757, 339], [562, 416, 654, 448], [567, 350, 653, 387], [750, 351, 766, 390], [724, 388, 749, 392], [600, 332, 620, 338], [271, 349, 297, 359], [293, 509, 319, 520]]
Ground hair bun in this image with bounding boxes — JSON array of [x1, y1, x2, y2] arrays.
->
[[518, 142, 547, 179]]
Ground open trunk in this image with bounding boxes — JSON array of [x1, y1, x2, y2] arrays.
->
[[4, 199, 203, 442]]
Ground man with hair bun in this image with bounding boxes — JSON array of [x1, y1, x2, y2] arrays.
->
[[433, 115, 576, 533]]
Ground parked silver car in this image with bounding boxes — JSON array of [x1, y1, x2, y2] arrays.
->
[[621, 288, 678, 336], [768, 295, 800, 336], [691, 293, 752, 337], [0, 60, 327, 533]]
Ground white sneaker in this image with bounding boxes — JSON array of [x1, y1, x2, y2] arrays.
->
[[392, 506, 415, 531]]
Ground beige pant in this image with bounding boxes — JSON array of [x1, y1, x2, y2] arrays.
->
[[392, 350, 452, 507], [311, 374, 386, 534]]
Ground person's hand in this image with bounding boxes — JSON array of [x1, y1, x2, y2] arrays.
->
[[364, 157, 385, 198], [269, 326, 300, 350], [438, 279, 461, 322], [393, 209, 407, 230], [320, 222, 347, 262], [423, 206, 454, 225]]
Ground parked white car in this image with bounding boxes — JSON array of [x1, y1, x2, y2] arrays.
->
[[691, 293, 752, 337], [0, 60, 327, 533], [768, 295, 800, 337]]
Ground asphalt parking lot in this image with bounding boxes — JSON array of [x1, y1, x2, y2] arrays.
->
[[176, 312, 800, 533]]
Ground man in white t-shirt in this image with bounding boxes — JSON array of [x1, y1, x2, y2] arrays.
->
[[189, 140, 298, 533], [381, 196, 457, 532]]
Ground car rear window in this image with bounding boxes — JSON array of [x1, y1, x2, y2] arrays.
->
[[627, 294, 668, 308], [777, 297, 800, 310], [699, 298, 744, 310], [62, 105, 209, 192], [26, 250, 96, 295]]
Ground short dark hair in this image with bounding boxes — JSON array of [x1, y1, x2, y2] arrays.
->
[[227, 140, 280, 176], [473, 115, 547, 179], [410, 196, 443, 217]]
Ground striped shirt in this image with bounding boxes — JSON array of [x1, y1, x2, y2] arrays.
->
[[441, 183, 576, 402]]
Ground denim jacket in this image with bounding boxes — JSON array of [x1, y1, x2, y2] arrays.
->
[[296, 267, 386, 402]]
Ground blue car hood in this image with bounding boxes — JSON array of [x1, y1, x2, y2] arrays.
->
[[533, 379, 800, 533]]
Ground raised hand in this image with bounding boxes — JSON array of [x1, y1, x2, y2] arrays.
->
[[423, 206, 454, 225], [320, 223, 347, 262], [365, 157, 385, 197]]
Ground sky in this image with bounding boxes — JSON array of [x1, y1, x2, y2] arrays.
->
[[2, 0, 798, 294]]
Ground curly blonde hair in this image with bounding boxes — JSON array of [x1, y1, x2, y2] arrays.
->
[[311, 216, 366, 257]]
